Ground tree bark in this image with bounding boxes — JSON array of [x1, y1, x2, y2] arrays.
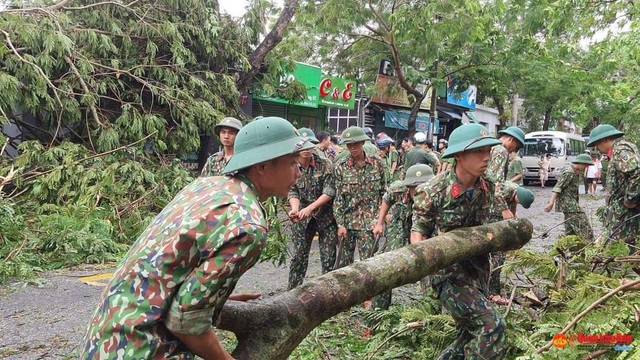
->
[[542, 106, 552, 130], [218, 218, 533, 360], [235, 0, 300, 91]]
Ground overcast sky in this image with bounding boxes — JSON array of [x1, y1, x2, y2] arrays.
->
[[219, 0, 249, 17]]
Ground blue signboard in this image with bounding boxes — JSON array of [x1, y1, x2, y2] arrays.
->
[[384, 109, 437, 133], [447, 85, 477, 110]]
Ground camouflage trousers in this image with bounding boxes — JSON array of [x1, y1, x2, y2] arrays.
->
[[563, 211, 594, 243], [372, 218, 410, 310], [488, 251, 506, 296], [288, 215, 338, 290], [603, 206, 640, 254], [435, 279, 506, 360], [336, 229, 378, 269]]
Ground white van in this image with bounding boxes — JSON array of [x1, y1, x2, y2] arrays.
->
[[521, 131, 586, 185]]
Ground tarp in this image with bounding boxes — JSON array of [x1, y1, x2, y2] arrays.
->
[[384, 109, 430, 131], [440, 109, 462, 119]]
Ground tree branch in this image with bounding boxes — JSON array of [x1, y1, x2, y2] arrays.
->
[[64, 56, 106, 129], [534, 278, 640, 354], [236, 0, 300, 91]]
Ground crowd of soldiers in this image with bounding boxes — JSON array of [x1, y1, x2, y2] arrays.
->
[[78, 116, 640, 360]]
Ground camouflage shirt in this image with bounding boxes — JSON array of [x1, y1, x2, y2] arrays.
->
[[485, 144, 509, 182], [412, 168, 507, 289], [288, 151, 336, 218], [332, 153, 386, 230], [403, 147, 439, 175], [200, 150, 230, 177], [605, 138, 640, 208], [80, 175, 267, 360], [383, 180, 413, 224], [552, 167, 581, 213]]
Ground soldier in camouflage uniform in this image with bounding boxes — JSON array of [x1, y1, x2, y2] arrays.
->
[[588, 124, 640, 252], [402, 132, 440, 178], [333, 126, 386, 267], [371, 164, 434, 309], [411, 123, 512, 360], [544, 154, 594, 242], [287, 128, 338, 290], [201, 117, 243, 177], [334, 127, 378, 163], [79, 117, 314, 360], [485, 126, 525, 182]]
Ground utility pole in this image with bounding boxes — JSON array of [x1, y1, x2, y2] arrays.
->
[[428, 59, 439, 142]]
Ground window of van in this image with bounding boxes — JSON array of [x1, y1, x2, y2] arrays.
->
[[523, 138, 565, 157]]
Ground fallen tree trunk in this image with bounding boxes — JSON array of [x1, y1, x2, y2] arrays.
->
[[218, 218, 533, 360]]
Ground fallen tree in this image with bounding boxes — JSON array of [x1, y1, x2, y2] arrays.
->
[[218, 218, 534, 360]]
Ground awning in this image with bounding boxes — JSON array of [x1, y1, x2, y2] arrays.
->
[[440, 109, 462, 119], [383, 109, 431, 131], [466, 111, 479, 123]]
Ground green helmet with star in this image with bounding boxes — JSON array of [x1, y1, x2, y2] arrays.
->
[[297, 127, 319, 144], [214, 117, 243, 135], [402, 164, 435, 186], [497, 126, 526, 147], [223, 117, 315, 174], [572, 154, 594, 165], [340, 127, 371, 144], [442, 123, 502, 159], [586, 124, 624, 147]]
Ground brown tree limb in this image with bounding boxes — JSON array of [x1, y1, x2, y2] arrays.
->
[[218, 218, 534, 360], [64, 56, 106, 129], [534, 278, 640, 354], [236, 0, 300, 91]]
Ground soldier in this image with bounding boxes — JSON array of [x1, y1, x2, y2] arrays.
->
[[402, 132, 440, 177], [333, 127, 378, 163], [371, 164, 434, 309], [333, 126, 386, 267], [486, 125, 525, 182], [507, 151, 524, 185], [587, 124, 640, 252], [488, 182, 534, 301], [543, 154, 594, 242], [316, 130, 336, 160], [287, 128, 338, 290], [79, 117, 314, 360], [201, 117, 243, 177], [376, 134, 399, 183], [411, 123, 513, 360]]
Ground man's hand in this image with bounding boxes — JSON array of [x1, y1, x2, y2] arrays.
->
[[228, 293, 261, 301], [544, 203, 553, 212], [337, 226, 348, 239], [624, 199, 637, 209], [297, 206, 314, 220], [501, 209, 515, 220], [288, 209, 299, 223], [372, 223, 384, 239]]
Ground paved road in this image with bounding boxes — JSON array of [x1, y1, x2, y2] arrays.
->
[[0, 185, 606, 359]]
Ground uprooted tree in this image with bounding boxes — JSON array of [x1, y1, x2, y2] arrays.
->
[[216, 218, 533, 360]]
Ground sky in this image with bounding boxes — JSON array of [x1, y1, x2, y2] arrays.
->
[[219, 0, 249, 17]]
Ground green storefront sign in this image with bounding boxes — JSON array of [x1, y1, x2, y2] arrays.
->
[[254, 63, 322, 108], [254, 63, 357, 110], [318, 75, 356, 110]]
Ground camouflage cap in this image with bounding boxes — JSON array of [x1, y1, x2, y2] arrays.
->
[[223, 117, 315, 174], [340, 127, 370, 144]]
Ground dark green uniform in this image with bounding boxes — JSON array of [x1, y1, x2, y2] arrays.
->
[[287, 151, 338, 289], [412, 169, 507, 360]]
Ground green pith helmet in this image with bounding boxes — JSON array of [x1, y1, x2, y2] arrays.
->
[[442, 123, 501, 159], [515, 187, 535, 209], [223, 117, 315, 174], [340, 126, 370, 144], [497, 126, 526, 147], [298, 127, 319, 144], [402, 164, 435, 186], [572, 153, 594, 165], [586, 124, 624, 147], [214, 117, 243, 135]]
